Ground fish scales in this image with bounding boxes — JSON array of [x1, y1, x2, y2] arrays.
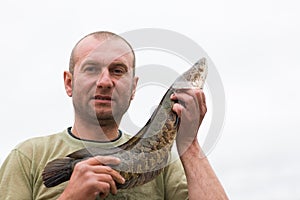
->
[[42, 57, 208, 189]]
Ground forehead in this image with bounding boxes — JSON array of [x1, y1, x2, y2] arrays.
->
[[74, 36, 134, 68]]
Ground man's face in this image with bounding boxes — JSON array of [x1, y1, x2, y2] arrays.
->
[[65, 36, 138, 125]]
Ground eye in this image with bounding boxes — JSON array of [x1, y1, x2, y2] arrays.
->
[[110, 65, 127, 76], [84, 65, 98, 73]]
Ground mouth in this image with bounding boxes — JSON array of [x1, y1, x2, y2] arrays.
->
[[93, 95, 113, 103], [95, 95, 112, 100]]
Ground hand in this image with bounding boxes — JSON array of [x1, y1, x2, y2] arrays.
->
[[171, 89, 207, 156], [171, 90, 229, 200], [58, 156, 125, 200]]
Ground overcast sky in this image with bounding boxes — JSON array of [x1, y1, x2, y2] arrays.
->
[[0, 0, 300, 199]]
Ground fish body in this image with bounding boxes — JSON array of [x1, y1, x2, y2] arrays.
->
[[42, 57, 208, 189]]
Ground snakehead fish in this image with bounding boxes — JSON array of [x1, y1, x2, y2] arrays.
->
[[42, 57, 208, 189]]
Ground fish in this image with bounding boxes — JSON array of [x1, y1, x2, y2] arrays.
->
[[42, 57, 208, 189]]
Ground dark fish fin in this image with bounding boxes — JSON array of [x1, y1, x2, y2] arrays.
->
[[42, 157, 75, 187], [67, 146, 121, 158], [67, 148, 93, 158]]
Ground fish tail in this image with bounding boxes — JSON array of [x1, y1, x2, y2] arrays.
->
[[42, 157, 75, 187]]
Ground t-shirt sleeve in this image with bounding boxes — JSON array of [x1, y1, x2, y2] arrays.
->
[[163, 158, 189, 200], [0, 149, 33, 200]]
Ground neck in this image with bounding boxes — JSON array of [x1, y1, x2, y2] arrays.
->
[[72, 117, 120, 142]]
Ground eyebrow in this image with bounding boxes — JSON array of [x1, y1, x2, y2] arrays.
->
[[110, 60, 127, 66], [79, 60, 105, 72], [80, 58, 130, 69], [81, 60, 99, 66]]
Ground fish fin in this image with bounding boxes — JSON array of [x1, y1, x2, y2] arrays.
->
[[67, 146, 120, 158], [67, 148, 92, 158], [42, 157, 74, 187]]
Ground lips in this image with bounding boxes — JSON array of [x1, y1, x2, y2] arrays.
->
[[94, 95, 112, 100], [93, 95, 113, 104]]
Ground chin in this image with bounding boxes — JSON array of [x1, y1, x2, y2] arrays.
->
[[95, 112, 115, 120]]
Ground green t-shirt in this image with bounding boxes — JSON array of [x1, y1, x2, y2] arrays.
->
[[0, 128, 188, 200]]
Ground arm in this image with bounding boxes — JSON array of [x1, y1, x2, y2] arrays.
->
[[0, 149, 33, 200], [171, 89, 228, 200], [180, 140, 228, 200]]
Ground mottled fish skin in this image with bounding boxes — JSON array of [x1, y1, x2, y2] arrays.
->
[[42, 57, 208, 189]]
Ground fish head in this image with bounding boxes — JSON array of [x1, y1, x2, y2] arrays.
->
[[172, 57, 208, 90]]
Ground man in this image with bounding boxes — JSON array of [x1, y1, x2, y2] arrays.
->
[[0, 31, 228, 200]]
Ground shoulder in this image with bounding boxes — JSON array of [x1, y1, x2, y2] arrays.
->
[[13, 128, 80, 166], [15, 129, 66, 156]]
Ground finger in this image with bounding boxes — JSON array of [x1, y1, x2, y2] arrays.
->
[[201, 90, 206, 105], [94, 173, 118, 195], [172, 88, 199, 102], [172, 103, 183, 117], [173, 88, 200, 95], [170, 93, 177, 101], [78, 156, 125, 184], [172, 91, 198, 117], [173, 91, 199, 112], [196, 90, 205, 106], [87, 156, 121, 166], [199, 90, 207, 117], [92, 165, 125, 184], [97, 182, 110, 199], [84, 156, 125, 184], [178, 89, 205, 112]]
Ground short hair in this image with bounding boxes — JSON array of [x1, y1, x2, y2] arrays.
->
[[69, 31, 136, 74]]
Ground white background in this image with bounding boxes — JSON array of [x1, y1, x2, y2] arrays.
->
[[0, 0, 300, 199]]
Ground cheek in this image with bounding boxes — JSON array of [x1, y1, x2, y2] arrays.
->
[[73, 76, 95, 91], [114, 81, 134, 98]]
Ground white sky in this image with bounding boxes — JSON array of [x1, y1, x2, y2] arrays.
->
[[1, 0, 300, 199]]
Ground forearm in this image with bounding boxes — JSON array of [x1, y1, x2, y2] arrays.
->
[[180, 141, 228, 200]]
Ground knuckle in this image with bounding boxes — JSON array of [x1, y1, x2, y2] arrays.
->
[[101, 182, 110, 190], [102, 174, 113, 181], [97, 155, 114, 164], [95, 181, 109, 190], [74, 162, 88, 173], [104, 166, 113, 173], [194, 89, 201, 96], [202, 105, 207, 113], [94, 156, 105, 164]]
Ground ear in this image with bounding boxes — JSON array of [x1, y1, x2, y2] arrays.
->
[[130, 76, 139, 100], [64, 71, 73, 97]]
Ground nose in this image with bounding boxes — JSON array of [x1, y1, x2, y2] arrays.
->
[[96, 69, 113, 89]]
